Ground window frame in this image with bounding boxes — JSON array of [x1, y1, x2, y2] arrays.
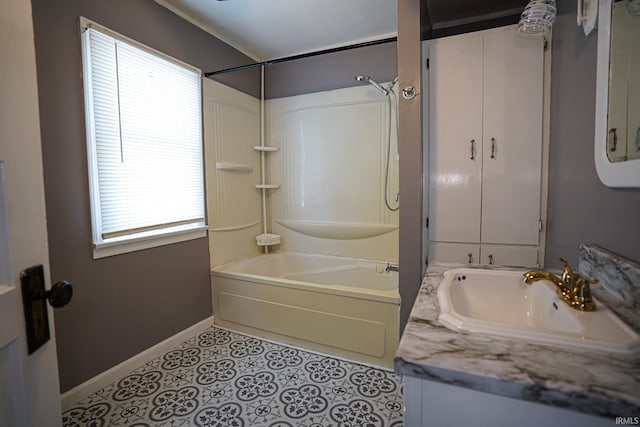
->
[[80, 17, 207, 259]]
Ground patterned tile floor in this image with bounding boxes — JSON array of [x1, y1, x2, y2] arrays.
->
[[62, 326, 404, 426]]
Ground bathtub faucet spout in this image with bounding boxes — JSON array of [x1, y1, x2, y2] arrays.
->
[[385, 262, 399, 273]]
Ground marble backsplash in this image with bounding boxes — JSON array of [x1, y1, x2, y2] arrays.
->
[[578, 243, 640, 310]]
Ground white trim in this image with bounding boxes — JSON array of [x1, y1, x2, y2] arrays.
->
[[80, 20, 103, 247], [538, 32, 553, 267], [79, 17, 201, 75], [594, 0, 640, 187], [60, 316, 213, 411], [80, 16, 206, 257], [92, 224, 207, 259]]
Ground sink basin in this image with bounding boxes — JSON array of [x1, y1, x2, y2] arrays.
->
[[437, 268, 640, 354]]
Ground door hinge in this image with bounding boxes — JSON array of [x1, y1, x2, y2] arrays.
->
[[538, 219, 544, 232]]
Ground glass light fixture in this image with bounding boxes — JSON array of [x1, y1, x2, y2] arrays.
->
[[577, 0, 598, 35], [627, 0, 640, 16], [518, 0, 557, 38]]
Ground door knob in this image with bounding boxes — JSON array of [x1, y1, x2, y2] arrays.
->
[[20, 265, 73, 354], [32, 280, 73, 308]]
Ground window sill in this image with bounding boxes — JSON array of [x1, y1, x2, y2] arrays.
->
[[92, 224, 207, 259]]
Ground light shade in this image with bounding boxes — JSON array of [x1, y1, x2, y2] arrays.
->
[[518, 0, 557, 38], [627, 0, 640, 16]]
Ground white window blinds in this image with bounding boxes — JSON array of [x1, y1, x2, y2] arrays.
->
[[83, 26, 204, 242]]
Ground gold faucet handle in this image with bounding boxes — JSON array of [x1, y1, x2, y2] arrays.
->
[[559, 256, 576, 284], [575, 276, 598, 288], [574, 276, 598, 311]]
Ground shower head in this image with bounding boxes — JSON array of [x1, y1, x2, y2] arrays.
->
[[354, 74, 398, 96], [354, 74, 389, 95]]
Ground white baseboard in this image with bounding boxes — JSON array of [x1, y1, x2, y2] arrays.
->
[[60, 316, 213, 411]]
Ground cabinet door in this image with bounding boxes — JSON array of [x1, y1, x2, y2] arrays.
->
[[481, 28, 544, 245], [429, 243, 480, 265], [428, 35, 483, 243], [480, 244, 539, 268]]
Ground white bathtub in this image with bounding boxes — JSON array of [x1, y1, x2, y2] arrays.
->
[[210, 253, 399, 368]]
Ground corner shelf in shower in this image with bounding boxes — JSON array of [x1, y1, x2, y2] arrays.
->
[[256, 233, 281, 246], [253, 146, 279, 152], [255, 184, 280, 189]]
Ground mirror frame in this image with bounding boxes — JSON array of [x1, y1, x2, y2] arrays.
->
[[595, 0, 640, 187]]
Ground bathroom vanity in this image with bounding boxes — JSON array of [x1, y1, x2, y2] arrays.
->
[[395, 245, 640, 426]]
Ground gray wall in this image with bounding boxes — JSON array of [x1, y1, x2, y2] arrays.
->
[[546, 2, 640, 268], [265, 42, 397, 98], [398, 0, 424, 333], [31, 0, 258, 392]]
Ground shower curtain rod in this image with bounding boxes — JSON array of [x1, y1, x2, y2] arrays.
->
[[204, 36, 397, 77]]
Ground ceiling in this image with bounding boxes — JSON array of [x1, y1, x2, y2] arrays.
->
[[155, 0, 528, 62], [155, 0, 397, 61]]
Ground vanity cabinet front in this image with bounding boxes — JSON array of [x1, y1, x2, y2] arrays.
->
[[426, 25, 546, 267], [427, 242, 540, 267]]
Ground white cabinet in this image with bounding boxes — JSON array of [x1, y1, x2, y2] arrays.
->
[[428, 243, 539, 267], [428, 243, 479, 265], [404, 377, 610, 427], [426, 26, 546, 267]]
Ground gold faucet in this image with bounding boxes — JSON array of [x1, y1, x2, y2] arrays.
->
[[523, 257, 598, 311]]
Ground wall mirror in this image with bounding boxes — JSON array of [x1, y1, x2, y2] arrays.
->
[[595, 0, 640, 187]]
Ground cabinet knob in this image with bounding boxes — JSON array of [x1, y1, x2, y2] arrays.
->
[[488, 254, 494, 265], [470, 139, 476, 160], [490, 137, 497, 159], [467, 253, 473, 264]]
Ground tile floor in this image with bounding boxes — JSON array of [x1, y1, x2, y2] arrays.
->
[[62, 326, 404, 426]]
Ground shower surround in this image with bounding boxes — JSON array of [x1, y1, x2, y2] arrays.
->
[[204, 79, 400, 367]]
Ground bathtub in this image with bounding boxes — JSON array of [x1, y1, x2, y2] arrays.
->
[[210, 253, 399, 368]]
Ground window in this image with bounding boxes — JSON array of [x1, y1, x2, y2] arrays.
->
[[81, 18, 206, 258]]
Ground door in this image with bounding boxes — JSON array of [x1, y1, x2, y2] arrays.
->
[[481, 28, 544, 246], [428, 34, 484, 244], [0, 0, 63, 425], [0, 163, 27, 426]]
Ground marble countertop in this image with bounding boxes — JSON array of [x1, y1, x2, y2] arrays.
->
[[394, 262, 640, 418]]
